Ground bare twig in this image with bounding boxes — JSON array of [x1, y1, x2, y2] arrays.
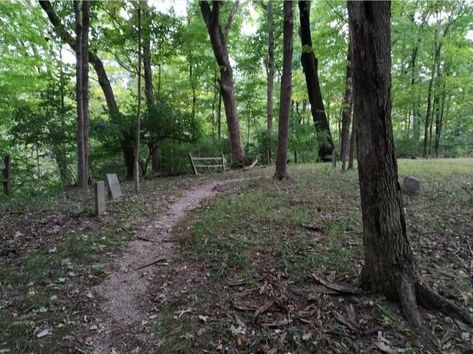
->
[[134, 258, 168, 271]]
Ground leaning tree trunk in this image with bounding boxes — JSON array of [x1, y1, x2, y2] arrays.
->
[[348, 1, 472, 344], [200, 1, 246, 167], [74, 0, 89, 190], [340, 39, 353, 171], [40, 0, 135, 180], [274, 1, 293, 180], [265, 0, 275, 164], [298, 0, 334, 161]]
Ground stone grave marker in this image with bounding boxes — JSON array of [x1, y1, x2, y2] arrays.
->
[[402, 176, 420, 195], [105, 173, 122, 199], [95, 181, 106, 216]]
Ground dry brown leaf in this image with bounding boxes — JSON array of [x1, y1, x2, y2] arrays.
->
[[312, 273, 360, 295]]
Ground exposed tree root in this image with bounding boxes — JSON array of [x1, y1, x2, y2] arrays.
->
[[397, 275, 473, 351], [399, 276, 436, 351], [415, 280, 473, 326]]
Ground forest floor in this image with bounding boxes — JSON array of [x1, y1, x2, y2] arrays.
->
[[1, 158, 473, 353]]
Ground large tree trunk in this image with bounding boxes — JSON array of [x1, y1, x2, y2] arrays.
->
[[200, 1, 246, 167], [74, 0, 89, 190], [348, 1, 472, 343], [274, 1, 293, 180], [40, 0, 134, 180], [265, 0, 275, 164], [340, 39, 353, 171], [298, 0, 334, 162]]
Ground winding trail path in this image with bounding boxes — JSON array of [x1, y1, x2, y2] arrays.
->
[[91, 178, 250, 353]]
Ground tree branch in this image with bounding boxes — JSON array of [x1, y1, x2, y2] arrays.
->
[[223, 0, 240, 38]]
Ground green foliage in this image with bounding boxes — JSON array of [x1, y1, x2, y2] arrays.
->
[[0, 0, 472, 195], [289, 122, 319, 163]]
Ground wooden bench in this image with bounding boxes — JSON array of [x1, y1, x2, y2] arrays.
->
[[1, 155, 11, 195], [188, 153, 225, 175]]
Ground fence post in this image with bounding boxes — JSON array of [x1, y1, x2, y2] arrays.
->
[[188, 153, 198, 175], [221, 154, 225, 172], [3, 155, 11, 196]]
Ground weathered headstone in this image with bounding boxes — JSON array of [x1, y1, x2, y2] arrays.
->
[[402, 176, 420, 195], [95, 181, 106, 216], [105, 173, 122, 199]]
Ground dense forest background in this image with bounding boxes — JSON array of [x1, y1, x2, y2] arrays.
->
[[1, 0, 472, 196]]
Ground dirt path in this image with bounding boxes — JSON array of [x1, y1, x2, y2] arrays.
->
[[90, 178, 250, 353]]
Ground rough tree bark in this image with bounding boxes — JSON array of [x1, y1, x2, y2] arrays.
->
[[298, 0, 334, 161], [348, 1, 472, 345], [40, 0, 135, 179], [340, 39, 352, 171], [200, 1, 246, 168], [74, 0, 89, 190], [264, 0, 275, 164], [274, 0, 293, 180]]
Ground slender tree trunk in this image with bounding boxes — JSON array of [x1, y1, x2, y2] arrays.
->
[[74, 0, 89, 190], [142, 2, 159, 175], [134, 4, 142, 193], [274, 1, 293, 180], [143, 2, 154, 109], [217, 89, 222, 139], [435, 79, 447, 157], [423, 74, 434, 157], [55, 45, 70, 186], [340, 39, 353, 171], [40, 0, 135, 179], [424, 16, 442, 158], [409, 31, 420, 144], [298, 0, 334, 161], [347, 121, 355, 170], [266, 0, 275, 164], [200, 1, 246, 167]]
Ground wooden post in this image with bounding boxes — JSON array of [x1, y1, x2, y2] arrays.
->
[[221, 154, 225, 172], [95, 181, 106, 216], [332, 149, 337, 169], [3, 156, 11, 196], [188, 153, 198, 175]]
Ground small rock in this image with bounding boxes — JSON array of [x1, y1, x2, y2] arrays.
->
[[402, 176, 421, 195], [36, 328, 50, 338]]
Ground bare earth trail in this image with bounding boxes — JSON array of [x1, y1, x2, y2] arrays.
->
[[90, 177, 256, 354]]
